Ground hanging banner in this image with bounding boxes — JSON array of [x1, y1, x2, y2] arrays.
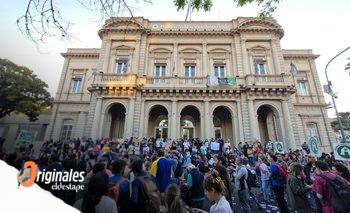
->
[[274, 141, 285, 154], [308, 136, 321, 157], [332, 143, 350, 161]]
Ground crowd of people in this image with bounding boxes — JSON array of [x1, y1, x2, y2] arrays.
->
[[1, 136, 350, 213]]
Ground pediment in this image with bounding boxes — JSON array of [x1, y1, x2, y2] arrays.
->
[[237, 19, 281, 30]]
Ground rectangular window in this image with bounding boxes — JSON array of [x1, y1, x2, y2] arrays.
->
[[71, 77, 82, 93], [298, 81, 309, 96], [253, 59, 267, 75], [115, 60, 128, 74], [184, 65, 196, 84], [61, 120, 73, 140], [154, 65, 166, 77], [154, 65, 166, 83], [184, 65, 196, 77], [214, 65, 225, 77], [306, 123, 320, 143]]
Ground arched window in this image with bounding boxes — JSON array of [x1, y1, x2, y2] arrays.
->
[[61, 119, 73, 140]]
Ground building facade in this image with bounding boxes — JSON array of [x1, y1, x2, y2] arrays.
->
[[45, 17, 335, 151]]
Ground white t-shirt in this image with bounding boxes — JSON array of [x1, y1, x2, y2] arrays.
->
[[210, 196, 233, 213], [74, 195, 117, 213]]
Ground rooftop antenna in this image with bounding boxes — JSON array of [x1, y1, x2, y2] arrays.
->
[[185, 0, 192, 21]]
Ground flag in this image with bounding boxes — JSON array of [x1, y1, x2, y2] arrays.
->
[[227, 76, 236, 86], [207, 75, 219, 86]]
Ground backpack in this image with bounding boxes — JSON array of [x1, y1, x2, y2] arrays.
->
[[107, 177, 125, 208], [319, 174, 350, 213], [137, 176, 161, 213], [246, 169, 259, 188]]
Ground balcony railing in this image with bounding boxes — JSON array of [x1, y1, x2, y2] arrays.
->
[[92, 73, 137, 86], [245, 74, 293, 87]]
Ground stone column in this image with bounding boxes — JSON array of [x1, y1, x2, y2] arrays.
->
[[241, 38, 249, 76], [126, 98, 135, 138], [173, 42, 178, 76], [98, 111, 106, 139], [282, 100, 296, 150], [271, 39, 282, 74], [204, 100, 212, 140], [138, 100, 145, 138], [170, 100, 178, 140], [102, 40, 112, 73], [91, 97, 102, 139], [202, 43, 208, 76], [248, 99, 258, 141], [236, 100, 244, 143]]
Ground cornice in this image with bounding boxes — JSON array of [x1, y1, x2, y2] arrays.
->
[[61, 53, 99, 58]]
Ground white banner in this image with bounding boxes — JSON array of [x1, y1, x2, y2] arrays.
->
[[308, 136, 321, 157], [210, 141, 220, 151], [332, 143, 350, 161]]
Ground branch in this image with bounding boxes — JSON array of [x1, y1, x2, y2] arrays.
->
[[17, 0, 152, 43]]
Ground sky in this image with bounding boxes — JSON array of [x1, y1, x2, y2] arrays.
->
[[0, 0, 349, 118]]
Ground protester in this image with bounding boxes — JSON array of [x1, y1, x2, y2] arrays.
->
[[269, 153, 289, 213], [164, 184, 186, 213], [233, 156, 251, 213], [73, 173, 117, 213], [286, 163, 312, 212], [193, 170, 233, 213], [331, 162, 350, 182], [186, 163, 205, 209]]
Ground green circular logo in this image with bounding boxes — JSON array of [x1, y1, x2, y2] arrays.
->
[[345, 134, 350, 143], [276, 143, 283, 152], [336, 145, 350, 159]]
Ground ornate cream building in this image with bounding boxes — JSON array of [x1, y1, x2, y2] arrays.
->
[[45, 17, 335, 151]]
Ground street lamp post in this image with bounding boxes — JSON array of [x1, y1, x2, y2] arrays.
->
[[324, 46, 350, 143]]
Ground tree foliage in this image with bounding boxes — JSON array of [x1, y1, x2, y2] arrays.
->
[[174, 0, 281, 18], [18, 0, 282, 42], [0, 58, 52, 121], [331, 112, 350, 131]]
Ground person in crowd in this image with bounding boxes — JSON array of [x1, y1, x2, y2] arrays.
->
[[258, 156, 271, 204], [233, 156, 251, 213], [215, 155, 233, 208], [331, 162, 350, 182], [109, 159, 130, 212], [193, 170, 233, 213], [186, 163, 205, 209], [150, 149, 172, 193], [269, 153, 289, 213], [130, 157, 161, 213], [286, 163, 312, 212], [77, 163, 107, 200], [73, 173, 117, 213], [312, 160, 349, 213], [164, 184, 186, 213]]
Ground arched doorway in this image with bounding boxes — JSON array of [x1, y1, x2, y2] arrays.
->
[[257, 105, 282, 146], [108, 103, 126, 139], [148, 105, 168, 139], [213, 106, 233, 141], [180, 106, 200, 140]]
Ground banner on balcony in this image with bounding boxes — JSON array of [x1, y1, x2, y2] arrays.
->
[[207, 76, 236, 87]]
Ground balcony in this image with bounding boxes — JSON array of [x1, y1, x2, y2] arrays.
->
[[245, 74, 294, 88]]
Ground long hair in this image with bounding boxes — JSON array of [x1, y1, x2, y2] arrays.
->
[[81, 173, 109, 213], [165, 184, 184, 213]]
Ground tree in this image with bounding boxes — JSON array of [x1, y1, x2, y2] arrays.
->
[[331, 112, 350, 131], [18, 0, 281, 42], [0, 58, 52, 121]]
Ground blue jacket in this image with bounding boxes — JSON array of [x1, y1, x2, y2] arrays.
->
[[270, 163, 285, 188]]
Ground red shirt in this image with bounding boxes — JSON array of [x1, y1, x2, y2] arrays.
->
[[312, 171, 336, 213]]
